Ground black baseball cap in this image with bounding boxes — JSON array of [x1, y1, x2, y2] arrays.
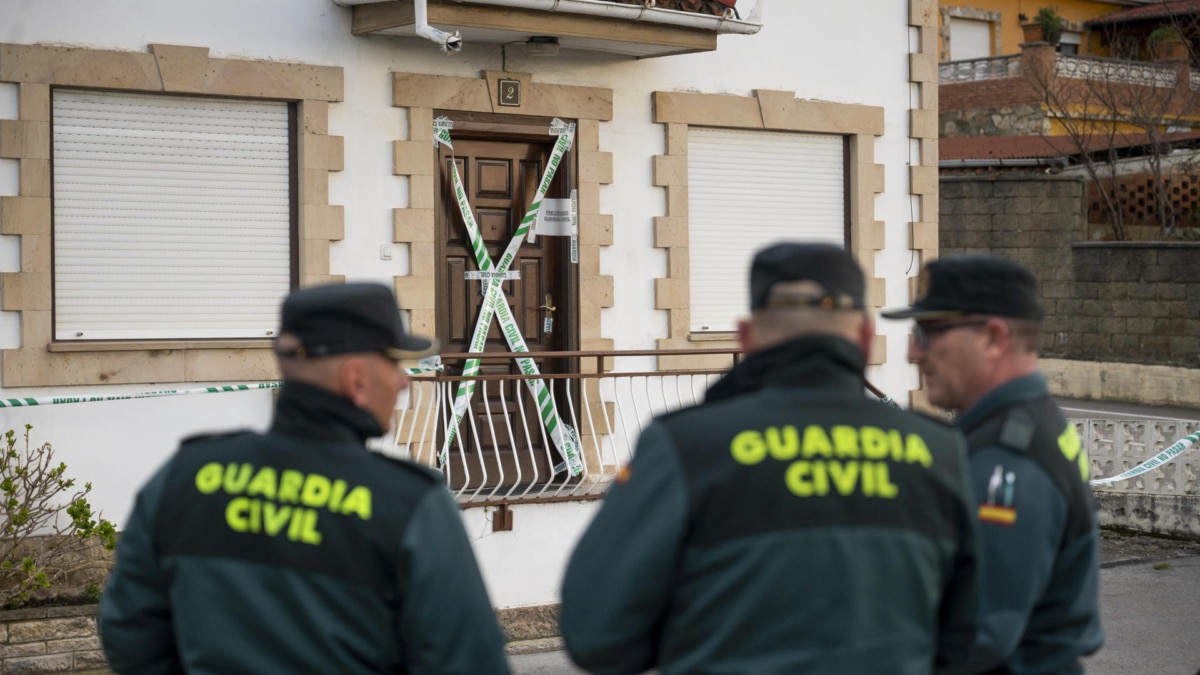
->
[[750, 242, 866, 311], [275, 282, 436, 360], [881, 255, 1045, 320]]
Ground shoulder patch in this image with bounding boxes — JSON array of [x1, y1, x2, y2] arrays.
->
[[997, 408, 1036, 454]]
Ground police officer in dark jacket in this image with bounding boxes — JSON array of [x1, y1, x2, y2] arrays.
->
[[560, 243, 980, 675], [100, 283, 511, 675], [883, 256, 1103, 674]]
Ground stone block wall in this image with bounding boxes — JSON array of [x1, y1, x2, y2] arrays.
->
[[940, 175, 1200, 369], [0, 605, 103, 674], [940, 103, 1047, 137]]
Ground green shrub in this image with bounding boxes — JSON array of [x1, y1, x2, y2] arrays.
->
[[0, 425, 116, 608], [1035, 7, 1065, 46]]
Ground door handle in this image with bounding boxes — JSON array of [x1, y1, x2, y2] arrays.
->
[[539, 293, 556, 312]]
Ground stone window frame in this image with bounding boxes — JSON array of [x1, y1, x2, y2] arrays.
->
[[649, 89, 889, 371], [912, 0, 941, 410], [0, 43, 344, 387], [940, 6, 1003, 61], [389, 70, 615, 368]]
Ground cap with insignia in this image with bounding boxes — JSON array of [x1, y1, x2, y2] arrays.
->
[[749, 242, 866, 311], [275, 283, 436, 361], [881, 255, 1045, 321]]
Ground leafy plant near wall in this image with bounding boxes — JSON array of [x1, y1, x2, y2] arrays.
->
[[0, 425, 116, 608], [1035, 7, 1065, 46]]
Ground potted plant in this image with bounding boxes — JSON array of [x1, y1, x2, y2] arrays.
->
[[1148, 25, 1189, 61], [1030, 7, 1064, 46]]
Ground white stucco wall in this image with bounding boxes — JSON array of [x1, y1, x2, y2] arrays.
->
[[1, 0, 924, 608]]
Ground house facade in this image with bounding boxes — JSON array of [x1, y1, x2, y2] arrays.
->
[[0, 0, 938, 611], [938, 0, 1148, 61]]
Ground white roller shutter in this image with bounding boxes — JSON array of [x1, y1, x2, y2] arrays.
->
[[949, 18, 992, 60], [688, 128, 846, 333], [53, 89, 291, 341]]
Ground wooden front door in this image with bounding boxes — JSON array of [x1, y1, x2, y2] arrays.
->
[[435, 124, 576, 491]]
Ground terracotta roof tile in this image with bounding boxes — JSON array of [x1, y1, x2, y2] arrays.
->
[[1087, 0, 1200, 26]]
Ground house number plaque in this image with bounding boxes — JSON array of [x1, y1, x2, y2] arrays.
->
[[498, 79, 521, 107]]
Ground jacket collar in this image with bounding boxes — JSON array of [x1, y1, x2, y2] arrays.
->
[[706, 335, 867, 404], [270, 381, 385, 444], [955, 372, 1049, 432]]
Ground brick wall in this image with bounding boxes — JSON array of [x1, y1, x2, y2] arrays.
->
[[940, 176, 1200, 368]]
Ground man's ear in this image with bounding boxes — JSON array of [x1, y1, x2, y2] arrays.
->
[[857, 317, 875, 359], [737, 318, 755, 353], [983, 317, 1010, 355], [337, 357, 369, 408]]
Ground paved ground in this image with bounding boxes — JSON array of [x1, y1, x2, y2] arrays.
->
[[1082, 555, 1200, 675], [512, 529, 1200, 675]]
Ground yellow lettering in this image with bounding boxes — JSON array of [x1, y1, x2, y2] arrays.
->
[[1058, 425, 1089, 481], [766, 426, 800, 460], [245, 467, 277, 500], [832, 426, 860, 459], [340, 487, 373, 520], [278, 470, 304, 503], [812, 460, 829, 496], [731, 430, 767, 465], [888, 430, 905, 462], [828, 461, 860, 495], [299, 509, 322, 545], [862, 459, 876, 495], [223, 463, 252, 494], [300, 474, 331, 508], [288, 507, 306, 541], [861, 427, 889, 460], [875, 462, 899, 498], [263, 502, 292, 536], [905, 434, 933, 467], [785, 461, 813, 496], [802, 425, 834, 459], [329, 480, 347, 512], [226, 497, 251, 532], [196, 463, 223, 494]]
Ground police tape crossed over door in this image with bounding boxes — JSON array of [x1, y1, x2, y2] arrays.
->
[[434, 117, 584, 477]]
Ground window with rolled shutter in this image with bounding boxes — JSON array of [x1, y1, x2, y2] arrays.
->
[[687, 127, 847, 333], [52, 89, 293, 341], [949, 18, 992, 60]]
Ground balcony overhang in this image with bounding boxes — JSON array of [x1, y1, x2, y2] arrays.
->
[[347, 0, 763, 58]]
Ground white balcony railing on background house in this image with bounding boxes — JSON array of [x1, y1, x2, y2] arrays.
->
[[387, 349, 738, 505], [938, 52, 1195, 90], [938, 54, 1023, 83], [1055, 54, 1178, 89]]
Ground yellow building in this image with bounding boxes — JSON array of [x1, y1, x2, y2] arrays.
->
[[938, 0, 1147, 60]]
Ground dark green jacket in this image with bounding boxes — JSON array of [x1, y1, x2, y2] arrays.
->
[[100, 382, 511, 675], [561, 337, 980, 675], [947, 373, 1103, 675]]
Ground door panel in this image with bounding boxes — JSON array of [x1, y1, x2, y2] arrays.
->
[[436, 132, 576, 491]]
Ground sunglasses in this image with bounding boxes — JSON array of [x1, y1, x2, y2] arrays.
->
[[911, 319, 990, 349]]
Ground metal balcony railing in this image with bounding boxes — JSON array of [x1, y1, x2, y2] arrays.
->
[[386, 348, 740, 505]]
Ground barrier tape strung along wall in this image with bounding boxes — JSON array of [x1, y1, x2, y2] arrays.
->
[[0, 382, 283, 408], [0, 358, 443, 408], [1089, 430, 1199, 486], [434, 117, 583, 476]]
